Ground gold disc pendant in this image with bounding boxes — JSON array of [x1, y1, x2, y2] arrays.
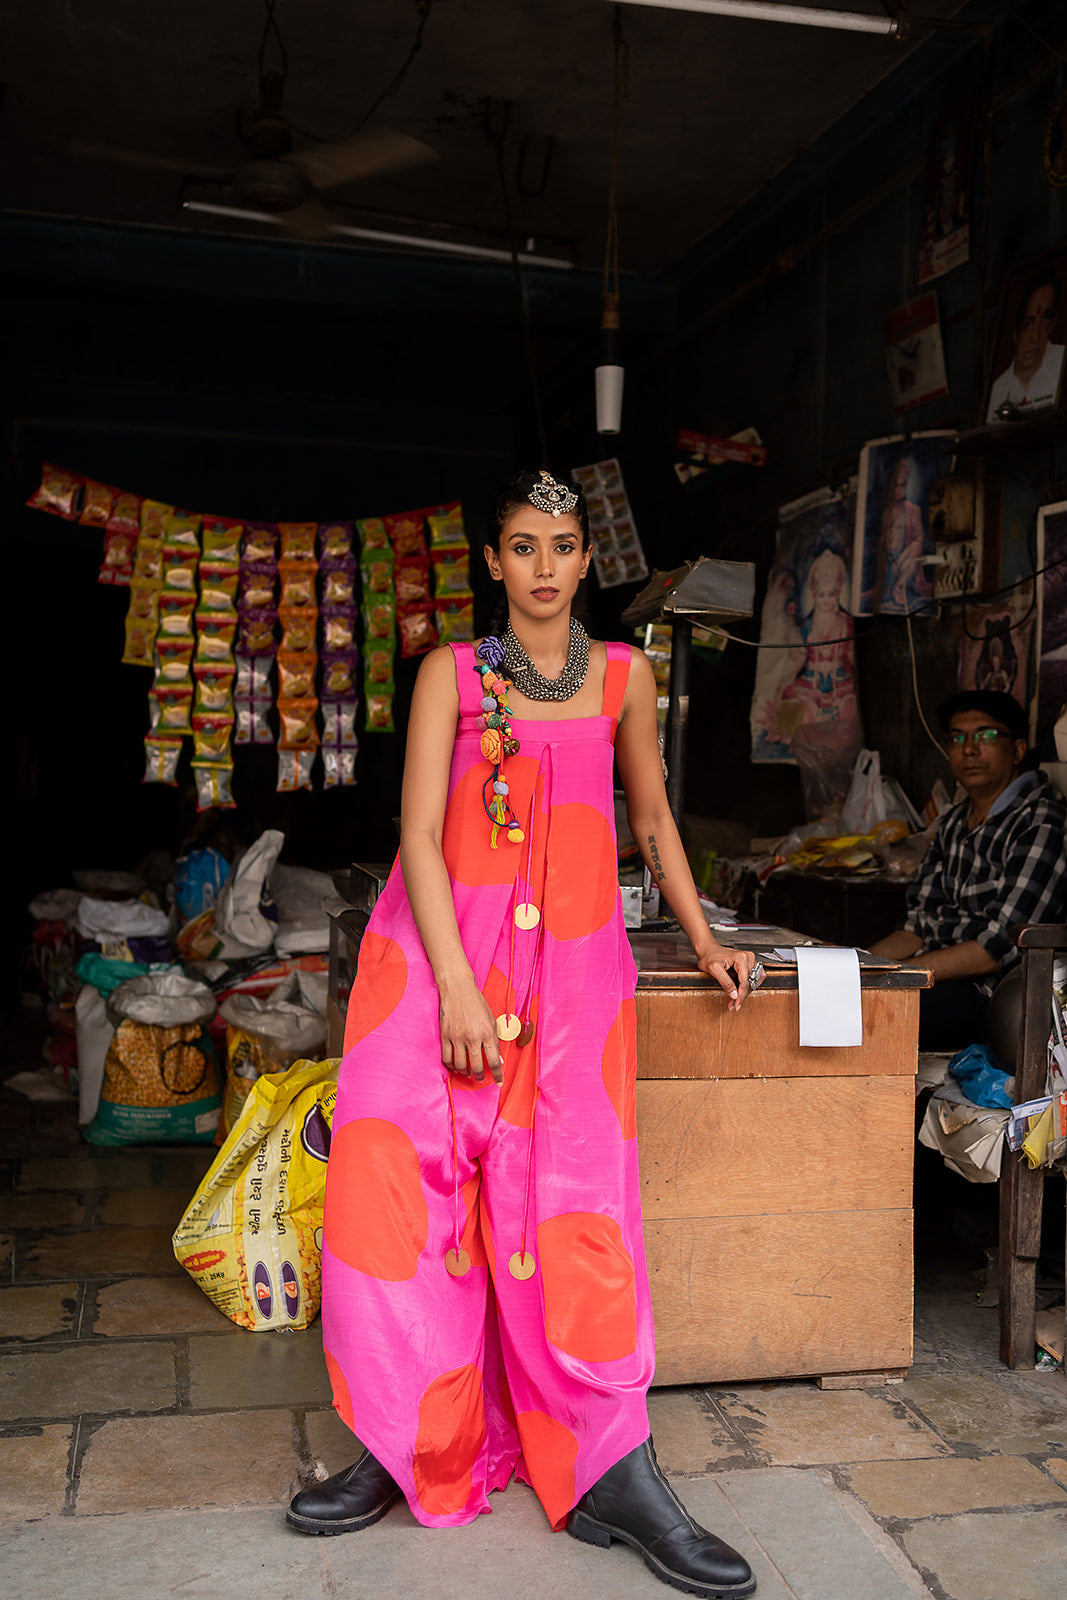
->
[[517, 1021, 536, 1048], [496, 1013, 521, 1041], [509, 1251, 536, 1280], [514, 902, 541, 930], [445, 1248, 471, 1278]]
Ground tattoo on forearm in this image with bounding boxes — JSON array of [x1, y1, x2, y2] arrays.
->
[[648, 834, 665, 883]]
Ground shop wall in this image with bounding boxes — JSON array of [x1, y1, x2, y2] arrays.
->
[[587, 1, 1067, 838]]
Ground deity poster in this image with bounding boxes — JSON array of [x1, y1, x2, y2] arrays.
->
[[958, 589, 1034, 707], [851, 433, 955, 617], [750, 486, 860, 765]]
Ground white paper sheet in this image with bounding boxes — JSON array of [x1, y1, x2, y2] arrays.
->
[[795, 946, 863, 1047]]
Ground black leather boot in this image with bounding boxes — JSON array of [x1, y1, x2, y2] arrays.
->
[[567, 1438, 756, 1597], [286, 1449, 402, 1535]]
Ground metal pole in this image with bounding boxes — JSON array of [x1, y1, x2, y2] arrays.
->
[[665, 619, 692, 827]]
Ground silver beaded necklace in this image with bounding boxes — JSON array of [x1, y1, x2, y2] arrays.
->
[[502, 617, 590, 702]]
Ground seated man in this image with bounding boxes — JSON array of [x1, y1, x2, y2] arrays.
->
[[870, 690, 1067, 1050]]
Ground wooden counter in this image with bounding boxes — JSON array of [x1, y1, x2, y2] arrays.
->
[[632, 932, 925, 1388]]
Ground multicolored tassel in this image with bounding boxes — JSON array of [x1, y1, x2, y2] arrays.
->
[[475, 636, 522, 848]]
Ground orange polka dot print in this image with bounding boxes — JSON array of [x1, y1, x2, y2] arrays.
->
[[324, 1347, 354, 1431], [601, 995, 637, 1140], [538, 1211, 637, 1363], [326, 1118, 428, 1280], [413, 1364, 486, 1517], [544, 803, 619, 941], [343, 931, 408, 1053], [516, 1410, 579, 1531]]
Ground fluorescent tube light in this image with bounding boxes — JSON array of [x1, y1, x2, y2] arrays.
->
[[614, 0, 898, 35], [181, 199, 575, 270]]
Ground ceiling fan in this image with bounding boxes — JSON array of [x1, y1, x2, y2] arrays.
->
[[70, 69, 438, 227]]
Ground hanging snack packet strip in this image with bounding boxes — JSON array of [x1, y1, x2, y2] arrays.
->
[[321, 651, 358, 700], [234, 654, 273, 747], [192, 711, 234, 765], [321, 701, 359, 747], [196, 616, 238, 663], [356, 516, 390, 550], [201, 517, 242, 567], [158, 592, 197, 641], [431, 544, 471, 596], [26, 463, 84, 520], [319, 522, 354, 566], [154, 638, 194, 689], [150, 684, 193, 735], [193, 663, 236, 716], [235, 699, 273, 746], [364, 686, 395, 733], [436, 594, 475, 646], [278, 604, 317, 654], [427, 501, 467, 549], [144, 734, 183, 786], [99, 490, 142, 587], [399, 603, 438, 658], [278, 522, 318, 564], [323, 747, 357, 788], [323, 610, 357, 653], [277, 696, 320, 751], [123, 577, 161, 667], [239, 606, 278, 657], [385, 510, 427, 558], [242, 521, 278, 568], [193, 764, 236, 812], [277, 650, 318, 701], [277, 749, 315, 792]]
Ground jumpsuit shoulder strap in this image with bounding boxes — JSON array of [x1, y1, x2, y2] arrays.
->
[[450, 643, 484, 717], [601, 640, 633, 732]]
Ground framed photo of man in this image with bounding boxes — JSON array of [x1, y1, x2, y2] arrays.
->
[[984, 245, 1067, 422]]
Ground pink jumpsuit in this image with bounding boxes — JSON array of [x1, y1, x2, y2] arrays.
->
[[321, 640, 654, 1532]]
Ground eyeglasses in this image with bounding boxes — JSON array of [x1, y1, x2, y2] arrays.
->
[[947, 727, 1011, 747]]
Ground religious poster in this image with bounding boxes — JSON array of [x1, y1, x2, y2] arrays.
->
[[984, 243, 1067, 422], [918, 106, 973, 285], [958, 590, 1034, 706], [884, 292, 949, 413], [750, 484, 860, 765], [1036, 498, 1067, 757], [851, 432, 955, 617]]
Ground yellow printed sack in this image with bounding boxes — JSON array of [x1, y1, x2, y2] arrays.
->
[[172, 1057, 337, 1331]]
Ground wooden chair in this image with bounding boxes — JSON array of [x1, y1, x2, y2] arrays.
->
[[998, 923, 1067, 1367]]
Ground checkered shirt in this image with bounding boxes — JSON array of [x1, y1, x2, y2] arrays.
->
[[904, 773, 1067, 973]]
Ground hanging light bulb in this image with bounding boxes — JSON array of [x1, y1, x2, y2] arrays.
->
[[596, 290, 624, 435]]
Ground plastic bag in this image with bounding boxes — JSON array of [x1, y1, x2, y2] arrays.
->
[[75, 984, 114, 1125], [215, 830, 284, 954], [172, 1057, 337, 1329], [174, 848, 229, 922], [947, 1043, 1015, 1110]]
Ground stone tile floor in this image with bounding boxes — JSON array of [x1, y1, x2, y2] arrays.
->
[[2, 1057, 1067, 1600]]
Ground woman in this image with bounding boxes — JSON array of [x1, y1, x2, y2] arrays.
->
[[288, 470, 757, 1599]]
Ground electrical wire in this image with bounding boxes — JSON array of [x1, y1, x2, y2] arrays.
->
[[259, 0, 288, 84], [905, 609, 948, 756], [278, 0, 434, 144]]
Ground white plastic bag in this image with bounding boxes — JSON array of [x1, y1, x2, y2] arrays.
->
[[271, 863, 334, 955], [106, 970, 217, 1029], [215, 830, 284, 955], [75, 985, 114, 1125], [76, 897, 171, 942], [841, 749, 887, 834]]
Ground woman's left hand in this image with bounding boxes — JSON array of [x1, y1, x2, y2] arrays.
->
[[696, 946, 756, 1012]]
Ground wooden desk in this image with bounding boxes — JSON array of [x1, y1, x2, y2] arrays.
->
[[632, 933, 925, 1388]]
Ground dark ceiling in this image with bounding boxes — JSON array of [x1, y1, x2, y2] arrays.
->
[[2, 0, 964, 279]]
